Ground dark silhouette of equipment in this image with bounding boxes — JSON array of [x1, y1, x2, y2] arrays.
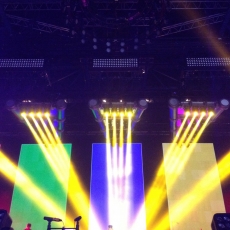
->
[[0, 210, 12, 230], [43, 215, 82, 230], [211, 213, 230, 230], [74, 216, 82, 230]]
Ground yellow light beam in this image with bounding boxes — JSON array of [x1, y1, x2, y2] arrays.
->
[[193, 112, 213, 143], [112, 113, 117, 147], [178, 112, 197, 146], [153, 114, 218, 230], [23, 114, 90, 229], [166, 113, 206, 190], [66, 163, 90, 229], [146, 113, 196, 227], [173, 112, 190, 143], [0, 150, 72, 224], [45, 116, 90, 229], [39, 115, 57, 146], [127, 112, 132, 144], [119, 113, 124, 148], [46, 115, 61, 143], [28, 116, 68, 184], [146, 113, 214, 228], [186, 9, 230, 72], [105, 113, 111, 144], [42, 116, 71, 174], [184, 112, 205, 146], [154, 149, 230, 230], [23, 115, 61, 177]]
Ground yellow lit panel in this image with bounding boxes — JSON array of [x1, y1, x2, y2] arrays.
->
[[163, 143, 225, 230]]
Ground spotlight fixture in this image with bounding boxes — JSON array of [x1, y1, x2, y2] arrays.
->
[[93, 37, 97, 50], [6, 99, 67, 138], [120, 41, 125, 53], [134, 38, 139, 50], [168, 98, 229, 138], [106, 47, 111, 53], [106, 41, 111, 53], [120, 41, 125, 47], [89, 99, 148, 133], [120, 48, 125, 53]]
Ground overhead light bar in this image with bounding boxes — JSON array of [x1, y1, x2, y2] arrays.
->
[[186, 57, 230, 67], [169, 98, 229, 138], [0, 59, 44, 68], [93, 58, 138, 68]]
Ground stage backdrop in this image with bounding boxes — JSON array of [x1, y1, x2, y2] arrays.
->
[[10, 144, 72, 230], [163, 143, 225, 230]]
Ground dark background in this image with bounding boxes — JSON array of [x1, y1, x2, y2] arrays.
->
[[1, 0, 230, 218]]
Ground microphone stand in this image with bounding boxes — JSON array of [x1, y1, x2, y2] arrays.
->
[[46, 221, 52, 230], [75, 221, 80, 230]]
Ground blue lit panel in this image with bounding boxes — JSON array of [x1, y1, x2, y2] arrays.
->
[[89, 143, 146, 230]]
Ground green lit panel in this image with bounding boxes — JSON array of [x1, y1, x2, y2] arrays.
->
[[10, 144, 72, 230]]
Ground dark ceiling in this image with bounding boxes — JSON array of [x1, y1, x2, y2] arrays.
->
[[0, 0, 230, 138]]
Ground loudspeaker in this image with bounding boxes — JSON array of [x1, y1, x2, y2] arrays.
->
[[211, 213, 230, 230], [0, 210, 12, 230]]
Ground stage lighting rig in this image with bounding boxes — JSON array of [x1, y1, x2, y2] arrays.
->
[[89, 99, 148, 133], [169, 98, 229, 138], [6, 99, 67, 138]]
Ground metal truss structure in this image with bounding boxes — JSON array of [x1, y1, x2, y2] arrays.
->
[[1, 1, 230, 11], [6, 14, 70, 34], [5, 12, 226, 37], [170, 1, 230, 10], [1, 0, 229, 38], [159, 13, 226, 37], [2, 3, 61, 11]]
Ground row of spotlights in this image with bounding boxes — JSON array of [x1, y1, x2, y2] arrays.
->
[[21, 112, 51, 117], [100, 111, 134, 118], [183, 111, 214, 116]]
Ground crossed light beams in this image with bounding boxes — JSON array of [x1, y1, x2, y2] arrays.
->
[[89, 99, 147, 230], [104, 110, 134, 230], [145, 100, 227, 229], [154, 147, 230, 230], [20, 112, 89, 229], [184, 7, 230, 72], [0, 149, 69, 223], [4, 99, 89, 229]]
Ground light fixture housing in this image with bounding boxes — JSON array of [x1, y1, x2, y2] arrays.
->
[[169, 98, 229, 138]]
